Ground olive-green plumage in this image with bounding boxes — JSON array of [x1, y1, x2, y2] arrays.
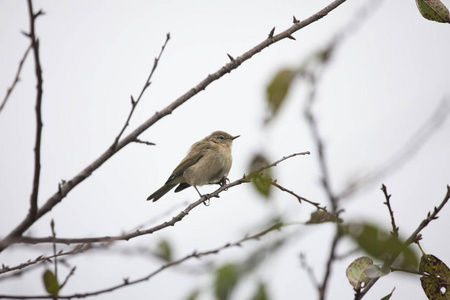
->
[[147, 131, 239, 202]]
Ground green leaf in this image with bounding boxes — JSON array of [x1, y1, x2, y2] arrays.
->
[[43, 269, 60, 297], [416, 0, 450, 23], [214, 263, 240, 300], [185, 289, 200, 300], [155, 239, 172, 262], [306, 210, 337, 224], [346, 223, 418, 269], [419, 254, 450, 299], [266, 69, 295, 121], [346, 257, 373, 289], [380, 287, 396, 300], [248, 154, 272, 198], [250, 282, 269, 300]]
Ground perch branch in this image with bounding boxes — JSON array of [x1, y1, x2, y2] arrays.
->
[[10, 152, 309, 246]]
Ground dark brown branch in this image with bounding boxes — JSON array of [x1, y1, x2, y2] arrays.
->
[[111, 33, 170, 150], [318, 230, 340, 300], [0, 0, 347, 253], [133, 138, 155, 146], [381, 184, 399, 237], [304, 73, 338, 213], [270, 180, 326, 211], [27, 0, 44, 221], [50, 220, 58, 281], [0, 244, 90, 276], [0, 44, 32, 113], [0, 222, 292, 299], [355, 185, 450, 300], [248, 152, 310, 176], [11, 152, 308, 246]]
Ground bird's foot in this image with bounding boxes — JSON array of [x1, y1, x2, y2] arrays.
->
[[219, 177, 230, 187]]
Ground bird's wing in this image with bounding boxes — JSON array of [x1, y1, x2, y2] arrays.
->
[[166, 142, 207, 183]]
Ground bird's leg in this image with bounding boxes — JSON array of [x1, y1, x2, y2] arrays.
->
[[194, 186, 211, 206]]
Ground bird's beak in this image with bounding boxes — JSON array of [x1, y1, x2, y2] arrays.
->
[[232, 135, 240, 140]]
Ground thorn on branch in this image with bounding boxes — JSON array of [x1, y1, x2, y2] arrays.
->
[[268, 27, 275, 38], [287, 35, 296, 40], [130, 95, 136, 105], [34, 10, 45, 19], [21, 31, 31, 38], [227, 53, 234, 61], [293, 16, 300, 23]]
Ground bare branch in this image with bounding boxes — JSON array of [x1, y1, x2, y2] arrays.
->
[[381, 184, 399, 237], [59, 267, 76, 290], [0, 0, 347, 253], [111, 33, 170, 150], [300, 253, 319, 289], [270, 180, 326, 211], [0, 44, 32, 114], [133, 138, 156, 146], [318, 230, 340, 300], [50, 220, 57, 279], [0, 244, 89, 276], [27, 0, 44, 221]]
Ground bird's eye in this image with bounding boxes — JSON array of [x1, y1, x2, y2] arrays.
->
[[218, 135, 225, 140]]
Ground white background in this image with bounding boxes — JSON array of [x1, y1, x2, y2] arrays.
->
[[1, 0, 450, 299]]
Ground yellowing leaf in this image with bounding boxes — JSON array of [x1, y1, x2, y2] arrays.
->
[[346, 257, 373, 289], [416, 0, 450, 23], [419, 254, 450, 299]]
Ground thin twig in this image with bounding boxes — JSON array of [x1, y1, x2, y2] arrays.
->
[[355, 185, 450, 300], [0, 244, 90, 276], [0, 0, 347, 253], [300, 253, 320, 289], [27, 0, 44, 220], [133, 138, 156, 146], [111, 33, 170, 150], [270, 180, 326, 211], [0, 44, 32, 113], [318, 230, 340, 300], [50, 220, 57, 281], [59, 267, 76, 290], [381, 184, 399, 237]]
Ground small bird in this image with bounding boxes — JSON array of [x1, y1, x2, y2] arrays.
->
[[147, 131, 239, 202]]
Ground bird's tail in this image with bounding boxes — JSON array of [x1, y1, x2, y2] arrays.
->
[[146, 183, 177, 202]]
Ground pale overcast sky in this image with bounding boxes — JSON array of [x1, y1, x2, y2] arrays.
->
[[1, 0, 450, 299]]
